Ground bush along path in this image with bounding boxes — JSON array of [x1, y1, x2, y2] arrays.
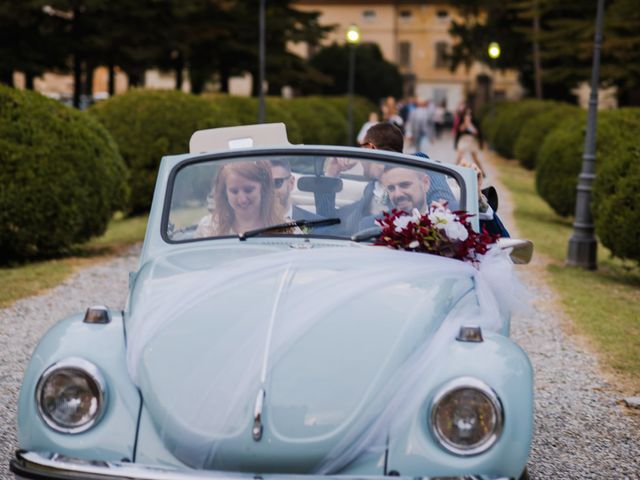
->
[[481, 150, 640, 479]]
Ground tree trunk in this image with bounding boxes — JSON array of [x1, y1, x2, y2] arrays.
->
[[0, 69, 13, 86], [108, 62, 116, 96], [175, 52, 184, 91], [25, 72, 35, 90], [85, 64, 95, 97], [219, 67, 230, 93], [532, 0, 543, 99], [73, 55, 82, 108], [251, 69, 260, 97]]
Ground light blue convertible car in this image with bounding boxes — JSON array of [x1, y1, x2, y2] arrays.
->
[[11, 124, 534, 480]]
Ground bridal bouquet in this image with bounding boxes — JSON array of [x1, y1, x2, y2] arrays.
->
[[375, 204, 498, 264]]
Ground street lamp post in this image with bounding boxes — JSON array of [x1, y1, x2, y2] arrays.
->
[[346, 24, 360, 146], [258, 0, 266, 124], [566, 0, 606, 270], [487, 42, 501, 111]]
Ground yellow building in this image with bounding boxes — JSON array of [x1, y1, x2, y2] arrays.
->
[[294, 0, 521, 109]]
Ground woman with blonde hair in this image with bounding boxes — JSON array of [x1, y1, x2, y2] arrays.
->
[[196, 160, 284, 237]]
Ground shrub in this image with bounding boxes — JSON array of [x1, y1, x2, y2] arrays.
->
[[90, 90, 230, 213], [278, 96, 348, 145], [0, 86, 128, 262], [535, 111, 587, 217], [592, 109, 640, 262], [480, 100, 510, 147], [487, 99, 553, 159], [536, 108, 640, 220], [514, 103, 581, 169], [207, 95, 303, 144], [323, 96, 377, 145]]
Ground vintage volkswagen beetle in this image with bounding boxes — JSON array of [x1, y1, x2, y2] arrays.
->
[[11, 123, 533, 480]]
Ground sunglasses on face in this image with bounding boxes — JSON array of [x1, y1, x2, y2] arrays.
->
[[273, 175, 292, 188]]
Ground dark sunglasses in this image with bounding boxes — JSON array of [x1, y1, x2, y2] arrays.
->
[[273, 175, 292, 188]]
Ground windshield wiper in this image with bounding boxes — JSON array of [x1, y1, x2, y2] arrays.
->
[[239, 218, 341, 241], [350, 226, 382, 242]]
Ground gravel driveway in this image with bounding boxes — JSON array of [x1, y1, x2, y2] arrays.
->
[[1, 148, 638, 479]]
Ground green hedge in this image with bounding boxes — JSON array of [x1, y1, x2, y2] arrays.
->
[[480, 100, 510, 147], [535, 109, 640, 220], [514, 103, 581, 169], [205, 95, 303, 143], [485, 99, 554, 159], [90, 90, 232, 214], [592, 109, 640, 262], [0, 86, 128, 262], [535, 111, 588, 217], [323, 96, 377, 145], [277, 96, 348, 145]]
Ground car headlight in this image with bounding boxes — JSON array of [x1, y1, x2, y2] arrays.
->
[[35, 357, 107, 433], [430, 377, 503, 455]]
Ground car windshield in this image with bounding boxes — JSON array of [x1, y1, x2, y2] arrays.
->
[[165, 153, 463, 242]]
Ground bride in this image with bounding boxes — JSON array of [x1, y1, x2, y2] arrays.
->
[[196, 160, 285, 237]]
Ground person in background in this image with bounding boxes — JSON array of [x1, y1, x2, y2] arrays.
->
[[454, 106, 486, 177], [433, 100, 447, 139], [405, 98, 435, 153], [356, 111, 379, 146], [381, 97, 404, 133]]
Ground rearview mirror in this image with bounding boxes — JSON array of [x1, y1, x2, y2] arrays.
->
[[497, 238, 534, 265], [297, 176, 343, 194]]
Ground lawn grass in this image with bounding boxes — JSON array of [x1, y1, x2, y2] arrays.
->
[[0, 214, 148, 308], [495, 156, 640, 390]]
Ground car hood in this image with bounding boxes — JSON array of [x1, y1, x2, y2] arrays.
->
[[127, 244, 476, 472]]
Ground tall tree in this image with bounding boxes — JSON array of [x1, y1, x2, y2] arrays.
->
[[306, 42, 403, 103], [447, 0, 640, 105]]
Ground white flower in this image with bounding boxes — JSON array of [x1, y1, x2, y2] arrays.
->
[[392, 211, 420, 232], [408, 240, 419, 249], [428, 205, 468, 241], [443, 221, 469, 241]]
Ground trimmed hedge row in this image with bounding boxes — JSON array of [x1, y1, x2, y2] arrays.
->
[[0, 86, 128, 263], [91, 90, 375, 213], [483, 98, 640, 263], [592, 109, 640, 263], [513, 104, 581, 169], [90, 90, 232, 214], [483, 99, 558, 160]]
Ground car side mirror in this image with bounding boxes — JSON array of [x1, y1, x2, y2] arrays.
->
[[297, 176, 343, 194], [497, 238, 534, 264]]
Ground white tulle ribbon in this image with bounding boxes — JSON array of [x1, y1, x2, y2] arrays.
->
[[125, 245, 527, 471]]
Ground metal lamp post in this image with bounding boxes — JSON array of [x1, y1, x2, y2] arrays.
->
[[258, 0, 266, 123], [566, 0, 606, 270], [487, 42, 501, 110], [346, 24, 360, 146]]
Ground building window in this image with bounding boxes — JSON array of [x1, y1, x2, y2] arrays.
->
[[399, 10, 412, 21], [436, 10, 449, 19], [362, 10, 376, 22], [434, 42, 449, 69], [399, 42, 411, 68]]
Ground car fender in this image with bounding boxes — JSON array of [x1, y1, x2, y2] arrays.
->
[[387, 331, 533, 479], [17, 311, 140, 462]]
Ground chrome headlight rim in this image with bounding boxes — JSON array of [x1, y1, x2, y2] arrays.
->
[[35, 357, 107, 434], [429, 376, 503, 456]]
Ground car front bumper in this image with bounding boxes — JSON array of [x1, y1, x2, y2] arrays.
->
[[10, 450, 514, 480]]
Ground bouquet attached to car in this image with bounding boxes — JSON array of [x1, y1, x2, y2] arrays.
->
[[375, 203, 498, 265]]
